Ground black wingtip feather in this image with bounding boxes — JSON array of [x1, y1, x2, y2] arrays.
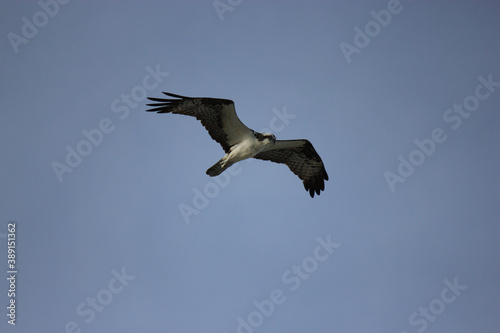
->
[[161, 92, 191, 99], [303, 166, 329, 198], [146, 93, 190, 113], [147, 97, 170, 102]]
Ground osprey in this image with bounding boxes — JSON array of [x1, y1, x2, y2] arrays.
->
[[146, 92, 328, 197]]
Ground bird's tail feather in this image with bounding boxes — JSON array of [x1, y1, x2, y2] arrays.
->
[[206, 159, 233, 177]]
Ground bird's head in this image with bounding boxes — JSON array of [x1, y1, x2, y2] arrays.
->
[[253, 131, 276, 145], [263, 133, 276, 145]]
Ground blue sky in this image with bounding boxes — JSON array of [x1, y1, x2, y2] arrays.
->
[[1, 1, 499, 332]]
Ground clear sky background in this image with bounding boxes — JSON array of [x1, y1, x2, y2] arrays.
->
[[1, 1, 499, 332]]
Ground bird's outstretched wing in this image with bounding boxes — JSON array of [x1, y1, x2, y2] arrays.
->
[[254, 139, 328, 197], [146, 92, 251, 153]]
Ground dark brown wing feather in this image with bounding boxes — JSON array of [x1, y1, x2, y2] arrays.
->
[[146, 92, 250, 153], [254, 139, 328, 197]]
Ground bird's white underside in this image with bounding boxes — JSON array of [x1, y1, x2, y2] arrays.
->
[[221, 131, 273, 167]]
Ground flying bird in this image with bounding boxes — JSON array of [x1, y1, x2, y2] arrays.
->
[[146, 92, 328, 197]]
